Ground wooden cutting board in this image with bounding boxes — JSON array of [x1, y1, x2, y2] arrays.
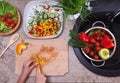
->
[[15, 38, 68, 76]]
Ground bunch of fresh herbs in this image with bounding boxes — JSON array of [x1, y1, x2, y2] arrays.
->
[[57, 0, 90, 20]]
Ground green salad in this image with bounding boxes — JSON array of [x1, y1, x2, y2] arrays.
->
[[0, 0, 18, 33]]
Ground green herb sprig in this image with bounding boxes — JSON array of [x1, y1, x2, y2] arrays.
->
[[57, 0, 90, 20]]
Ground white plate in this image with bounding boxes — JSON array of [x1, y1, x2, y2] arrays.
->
[[23, 1, 64, 39]]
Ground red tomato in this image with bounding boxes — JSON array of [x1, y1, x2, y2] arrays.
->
[[90, 38, 96, 43], [6, 18, 12, 23], [57, 17, 60, 21], [94, 55, 99, 60], [55, 8, 60, 11], [95, 35, 100, 40], [5, 23, 10, 27], [88, 43, 93, 48], [102, 30, 106, 33], [94, 31, 98, 35], [89, 51, 94, 57], [101, 31, 105, 36], [0, 16, 6, 21], [100, 37, 103, 40], [96, 47, 101, 51], [44, 5, 50, 10], [95, 42, 100, 47], [10, 23, 15, 28], [82, 46, 90, 54], [13, 20, 18, 25], [7, 13, 12, 18]]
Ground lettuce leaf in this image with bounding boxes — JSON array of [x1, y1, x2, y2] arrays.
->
[[0, 21, 12, 33], [0, 21, 5, 31], [0, 0, 18, 19]]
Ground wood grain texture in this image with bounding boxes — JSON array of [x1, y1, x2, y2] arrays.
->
[[15, 38, 68, 76]]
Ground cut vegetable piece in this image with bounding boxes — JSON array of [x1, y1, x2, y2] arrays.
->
[[27, 26, 32, 31], [16, 42, 28, 55], [55, 13, 59, 17], [98, 48, 110, 60], [28, 19, 33, 24], [32, 21, 37, 25], [49, 13, 55, 18], [44, 14, 48, 19]]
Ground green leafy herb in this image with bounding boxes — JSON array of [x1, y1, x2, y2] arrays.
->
[[57, 0, 90, 20], [0, 21, 12, 32], [0, 0, 18, 19]]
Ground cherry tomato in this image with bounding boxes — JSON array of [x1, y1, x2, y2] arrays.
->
[[89, 51, 94, 57], [96, 36, 100, 41], [101, 31, 105, 36], [100, 37, 103, 40], [95, 42, 100, 47], [88, 43, 93, 48], [13, 20, 18, 25], [0, 16, 6, 21], [57, 17, 60, 21], [44, 5, 50, 10], [7, 13, 12, 18], [94, 31, 98, 35], [10, 23, 15, 28], [94, 55, 99, 60], [102, 30, 106, 33], [55, 8, 60, 11], [29, 31, 34, 35], [6, 18, 12, 23], [82, 46, 90, 54], [5, 23, 10, 27], [90, 38, 96, 43], [96, 47, 101, 51]]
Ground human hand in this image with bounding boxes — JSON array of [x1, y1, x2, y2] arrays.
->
[[36, 65, 46, 83], [17, 60, 36, 83], [21, 60, 36, 77]]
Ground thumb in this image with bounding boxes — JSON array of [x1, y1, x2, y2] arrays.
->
[[36, 65, 42, 76]]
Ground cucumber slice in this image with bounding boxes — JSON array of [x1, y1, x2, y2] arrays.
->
[[32, 21, 37, 25], [55, 13, 59, 18], [49, 13, 55, 18], [98, 48, 110, 60], [44, 14, 48, 19], [27, 26, 32, 31], [28, 19, 33, 24], [47, 12, 51, 16]]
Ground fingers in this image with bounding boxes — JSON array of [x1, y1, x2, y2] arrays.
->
[[24, 60, 34, 67], [30, 64, 37, 70], [36, 65, 42, 75]]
